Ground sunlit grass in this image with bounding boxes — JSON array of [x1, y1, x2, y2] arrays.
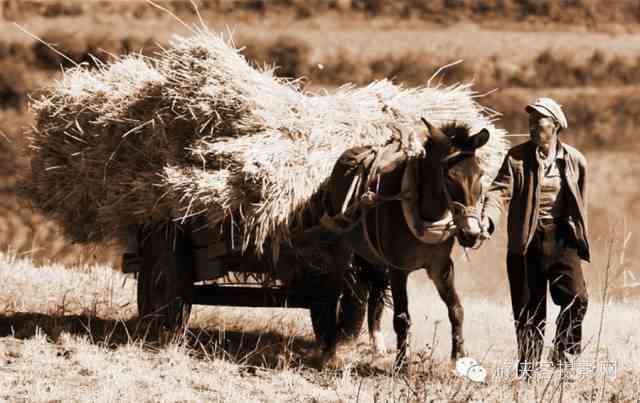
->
[[1, 250, 638, 402]]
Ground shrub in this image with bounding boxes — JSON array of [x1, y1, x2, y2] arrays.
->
[[351, 0, 386, 14], [312, 49, 364, 85], [3, 0, 640, 24], [266, 36, 311, 79], [370, 53, 472, 86], [120, 37, 159, 57], [514, 0, 552, 16], [32, 29, 90, 69], [40, 1, 83, 17], [0, 41, 34, 65], [0, 61, 30, 109], [238, 36, 311, 79], [239, 40, 268, 67]]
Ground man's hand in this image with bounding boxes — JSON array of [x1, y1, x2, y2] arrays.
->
[[480, 216, 492, 240]]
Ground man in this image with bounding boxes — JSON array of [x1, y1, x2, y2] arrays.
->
[[482, 97, 590, 378]]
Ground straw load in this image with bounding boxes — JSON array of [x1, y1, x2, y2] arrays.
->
[[25, 29, 508, 254]]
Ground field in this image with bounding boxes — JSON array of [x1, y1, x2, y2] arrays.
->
[[1, 1, 640, 401], [2, 252, 639, 402]]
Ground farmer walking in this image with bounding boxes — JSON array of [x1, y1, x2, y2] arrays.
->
[[481, 97, 590, 378]]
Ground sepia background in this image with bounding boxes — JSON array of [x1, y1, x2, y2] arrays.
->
[[0, 1, 639, 401], [1, 0, 638, 296]]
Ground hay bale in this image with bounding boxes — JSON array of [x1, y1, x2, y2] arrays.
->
[[189, 79, 507, 250], [27, 56, 175, 242], [25, 28, 508, 253]]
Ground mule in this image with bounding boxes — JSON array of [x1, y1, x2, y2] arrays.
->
[[319, 119, 490, 369]]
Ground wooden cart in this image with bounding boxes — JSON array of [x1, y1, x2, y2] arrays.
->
[[121, 212, 370, 341]]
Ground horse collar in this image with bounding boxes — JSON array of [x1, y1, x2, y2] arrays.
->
[[401, 160, 457, 244]]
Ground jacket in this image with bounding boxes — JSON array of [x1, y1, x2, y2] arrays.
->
[[484, 139, 590, 261]]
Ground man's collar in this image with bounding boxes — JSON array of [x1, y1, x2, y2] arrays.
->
[[535, 139, 564, 159], [530, 139, 565, 166], [555, 139, 566, 160], [526, 139, 566, 160]]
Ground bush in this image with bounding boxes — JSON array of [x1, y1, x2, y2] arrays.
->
[[0, 61, 31, 109], [0, 41, 33, 65], [312, 49, 366, 85], [32, 29, 90, 69], [3, 0, 640, 24], [239, 36, 311, 79], [351, 0, 386, 14], [40, 1, 83, 17], [369, 53, 473, 86], [267, 36, 311, 79], [0, 109, 33, 177], [120, 36, 159, 57], [530, 50, 585, 87], [243, 40, 640, 90], [32, 29, 136, 69], [514, 0, 552, 16]]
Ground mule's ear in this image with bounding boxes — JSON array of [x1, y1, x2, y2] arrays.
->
[[466, 128, 490, 150], [421, 117, 435, 137], [421, 117, 448, 145]]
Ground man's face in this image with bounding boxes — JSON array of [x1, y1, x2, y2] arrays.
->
[[529, 111, 558, 148]]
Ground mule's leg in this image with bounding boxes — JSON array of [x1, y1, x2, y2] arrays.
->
[[353, 255, 388, 354], [366, 265, 388, 355], [318, 244, 351, 367], [389, 270, 411, 369], [427, 257, 467, 360]]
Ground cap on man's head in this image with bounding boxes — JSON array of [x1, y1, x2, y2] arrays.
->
[[525, 97, 568, 130]]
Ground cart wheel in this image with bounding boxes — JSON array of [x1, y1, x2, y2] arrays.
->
[[309, 267, 368, 342], [137, 223, 194, 336]]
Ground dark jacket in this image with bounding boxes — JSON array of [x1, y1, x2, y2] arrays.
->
[[484, 139, 590, 261]]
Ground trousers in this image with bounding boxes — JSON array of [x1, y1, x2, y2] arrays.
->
[[506, 223, 588, 371]]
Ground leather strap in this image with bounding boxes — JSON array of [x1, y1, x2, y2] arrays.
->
[[401, 160, 457, 244]]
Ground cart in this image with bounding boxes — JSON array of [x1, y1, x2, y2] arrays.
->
[[121, 209, 371, 341]]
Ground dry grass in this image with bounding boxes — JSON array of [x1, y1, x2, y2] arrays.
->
[[1, 246, 639, 402], [25, 28, 508, 256], [0, 8, 639, 400], [2, 9, 638, 265]]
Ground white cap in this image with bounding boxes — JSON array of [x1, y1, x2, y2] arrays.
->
[[525, 97, 568, 130]]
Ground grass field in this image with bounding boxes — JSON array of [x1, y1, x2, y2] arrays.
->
[[1, 252, 639, 402]]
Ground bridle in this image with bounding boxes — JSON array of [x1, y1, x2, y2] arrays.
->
[[437, 150, 486, 250], [321, 142, 488, 271], [360, 149, 487, 271]]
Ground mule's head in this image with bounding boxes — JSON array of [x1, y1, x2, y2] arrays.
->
[[422, 118, 490, 248]]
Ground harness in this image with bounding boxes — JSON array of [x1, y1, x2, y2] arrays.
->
[[320, 146, 485, 271], [438, 151, 487, 247], [400, 158, 457, 244]]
